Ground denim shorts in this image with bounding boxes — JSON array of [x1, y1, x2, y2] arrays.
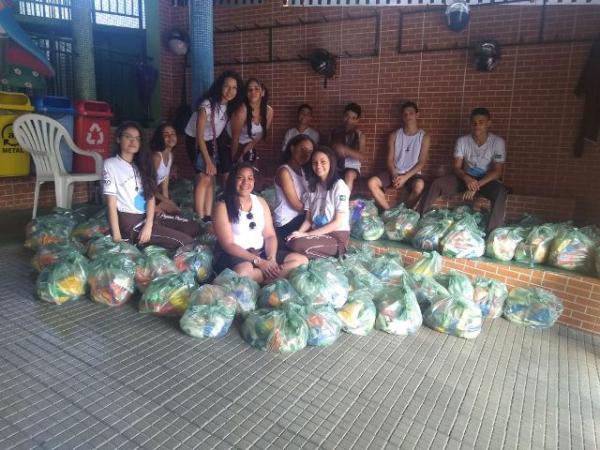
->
[[195, 140, 219, 174]]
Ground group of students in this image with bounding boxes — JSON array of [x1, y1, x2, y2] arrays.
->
[[102, 69, 509, 284]]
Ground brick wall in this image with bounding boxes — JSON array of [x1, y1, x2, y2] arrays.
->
[[182, 2, 599, 226]]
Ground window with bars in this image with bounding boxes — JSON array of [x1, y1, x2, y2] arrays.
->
[[17, 0, 146, 29]]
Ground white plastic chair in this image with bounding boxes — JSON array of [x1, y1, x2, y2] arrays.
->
[[13, 113, 104, 218]]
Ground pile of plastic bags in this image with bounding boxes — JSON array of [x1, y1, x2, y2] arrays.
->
[[88, 254, 136, 306], [31, 242, 83, 272], [547, 227, 594, 272], [434, 271, 474, 302], [351, 216, 385, 241], [412, 210, 454, 251], [440, 217, 485, 259], [374, 284, 422, 335], [349, 199, 379, 226], [289, 260, 349, 309], [25, 210, 78, 250], [36, 252, 88, 305], [173, 243, 213, 283], [369, 252, 407, 283], [406, 274, 449, 312], [485, 226, 529, 261], [71, 216, 110, 244], [472, 277, 508, 318], [257, 279, 302, 309], [336, 290, 376, 335], [180, 285, 237, 338], [241, 307, 309, 353], [423, 295, 482, 339], [86, 235, 142, 261], [407, 251, 442, 277], [135, 246, 179, 292], [503, 287, 563, 329], [303, 304, 343, 347], [139, 272, 196, 316], [214, 268, 259, 314], [514, 224, 560, 265]]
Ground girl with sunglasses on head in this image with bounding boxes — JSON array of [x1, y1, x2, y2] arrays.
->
[[150, 122, 180, 214], [273, 134, 314, 244], [103, 121, 199, 250], [212, 162, 308, 284], [286, 146, 351, 259], [224, 78, 273, 169], [184, 70, 244, 221]]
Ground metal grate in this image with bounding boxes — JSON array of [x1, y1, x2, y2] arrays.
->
[[215, 0, 263, 6], [17, 0, 146, 28], [30, 34, 74, 98], [283, 0, 597, 6]]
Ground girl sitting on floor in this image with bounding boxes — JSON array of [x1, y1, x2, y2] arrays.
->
[[150, 122, 179, 215]]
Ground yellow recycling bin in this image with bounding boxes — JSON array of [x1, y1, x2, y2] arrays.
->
[[0, 91, 34, 177]]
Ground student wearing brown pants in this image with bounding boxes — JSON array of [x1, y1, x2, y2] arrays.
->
[[418, 108, 508, 232], [287, 146, 351, 259]]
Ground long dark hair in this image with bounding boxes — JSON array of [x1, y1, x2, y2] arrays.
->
[[282, 134, 315, 165], [114, 121, 156, 201], [196, 70, 245, 118], [150, 122, 175, 152], [307, 146, 340, 193], [222, 162, 258, 223], [244, 78, 269, 141]]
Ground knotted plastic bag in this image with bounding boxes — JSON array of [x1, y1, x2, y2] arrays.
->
[[31, 242, 84, 272], [440, 216, 485, 259], [88, 254, 136, 306], [369, 252, 407, 283], [173, 243, 214, 284], [344, 244, 375, 266], [406, 274, 449, 311], [412, 210, 454, 251], [503, 287, 563, 329], [336, 289, 376, 336], [71, 216, 110, 244], [25, 211, 78, 250], [340, 256, 384, 296], [472, 277, 508, 319], [213, 268, 259, 314], [180, 284, 237, 338], [351, 215, 385, 241], [382, 203, 420, 242], [290, 260, 349, 309], [434, 271, 474, 302], [407, 251, 443, 277], [36, 253, 88, 305], [257, 279, 303, 309], [241, 307, 309, 353], [86, 235, 142, 261], [485, 226, 529, 262], [139, 271, 196, 316], [374, 283, 422, 335], [423, 295, 482, 339], [301, 303, 343, 347], [135, 248, 179, 292], [547, 227, 594, 273], [349, 198, 379, 226], [514, 224, 560, 265]]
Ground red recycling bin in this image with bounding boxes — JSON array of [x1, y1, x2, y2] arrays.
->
[[73, 100, 113, 173]]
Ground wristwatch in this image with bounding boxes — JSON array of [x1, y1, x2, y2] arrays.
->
[[252, 257, 260, 267]]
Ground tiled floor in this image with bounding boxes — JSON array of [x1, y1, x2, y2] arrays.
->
[[1, 243, 599, 450]]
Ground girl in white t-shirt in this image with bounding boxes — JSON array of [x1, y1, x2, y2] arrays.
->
[[226, 78, 273, 167], [213, 163, 307, 284], [287, 146, 351, 259], [150, 123, 179, 214], [103, 121, 199, 250], [186, 70, 244, 221], [273, 134, 314, 243]]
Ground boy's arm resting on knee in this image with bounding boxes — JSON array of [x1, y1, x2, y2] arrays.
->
[[476, 162, 504, 188], [453, 157, 478, 190]]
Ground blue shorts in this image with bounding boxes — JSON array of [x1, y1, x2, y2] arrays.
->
[[195, 140, 220, 174]]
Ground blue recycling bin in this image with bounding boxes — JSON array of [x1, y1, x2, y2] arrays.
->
[[32, 96, 75, 172]]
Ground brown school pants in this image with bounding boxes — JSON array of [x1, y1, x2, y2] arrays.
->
[[287, 231, 350, 259], [117, 212, 200, 250], [418, 174, 508, 232]]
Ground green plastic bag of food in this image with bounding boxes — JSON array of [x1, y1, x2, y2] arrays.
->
[[36, 253, 88, 305], [406, 274, 449, 311], [369, 252, 407, 283], [257, 279, 303, 309], [423, 295, 482, 339], [290, 261, 349, 309], [336, 289, 376, 336], [86, 235, 142, 261], [503, 287, 563, 329], [31, 242, 84, 272], [241, 308, 309, 353], [472, 277, 508, 319], [382, 203, 420, 242], [412, 215, 454, 251], [349, 198, 379, 226], [351, 215, 385, 241], [344, 244, 375, 266], [374, 284, 422, 335], [88, 255, 136, 306], [514, 224, 560, 265], [139, 272, 196, 316], [407, 251, 443, 277], [485, 226, 529, 261], [71, 216, 110, 243], [340, 256, 384, 296], [196, 223, 217, 247], [213, 268, 259, 314], [547, 227, 594, 272], [434, 271, 474, 302], [173, 243, 213, 284], [135, 250, 179, 292], [440, 217, 485, 259], [302, 303, 343, 347], [25, 213, 77, 250], [580, 225, 600, 245], [180, 284, 237, 338]]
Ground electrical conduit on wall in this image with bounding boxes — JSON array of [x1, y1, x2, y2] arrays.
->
[[189, 0, 214, 104]]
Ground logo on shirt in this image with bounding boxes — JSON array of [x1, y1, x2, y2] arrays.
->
[[339, 195, 347, 201]]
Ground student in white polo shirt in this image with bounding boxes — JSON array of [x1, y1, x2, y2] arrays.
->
[[103, 121, 199, 250], [419, 107, 508, 232]]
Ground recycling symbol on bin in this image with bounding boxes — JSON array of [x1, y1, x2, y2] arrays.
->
[[86, 122, 104, 146]]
